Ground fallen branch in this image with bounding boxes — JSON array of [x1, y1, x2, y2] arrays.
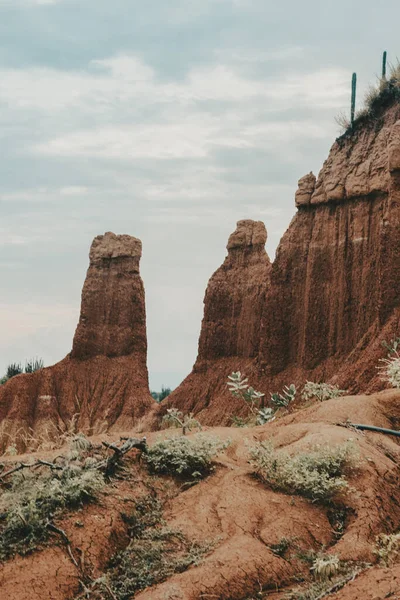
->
[[0, 459, 63, 481], [101, 437, 147, 476], [46, 521, 80, 569]]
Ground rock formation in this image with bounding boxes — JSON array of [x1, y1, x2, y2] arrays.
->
[[162, 97, 400, 424], [0, 232, 153, 452]]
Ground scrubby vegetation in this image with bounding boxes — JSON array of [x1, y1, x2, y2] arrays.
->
[[0, 434, 148, 560], [145, 434, 229, 479], [302, 382, 346, 402], [76, 494, 213, 600], [0, 358, 44, 385], [249, 441, 358, 502], [338, 59, 400, 135], [0, 461, 104, 559]]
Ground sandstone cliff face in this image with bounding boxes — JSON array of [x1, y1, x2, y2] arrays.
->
[[163, 99, 400, 424], [0, 232, 153, 452]]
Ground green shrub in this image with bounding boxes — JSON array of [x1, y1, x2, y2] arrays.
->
[[302, 382, 346, 402], [249, 441, 358, 501], [270, 384, 296, 409], [145, 435, 229, 479], [0, 464, 104, 559], [380, 354, 400, 389]]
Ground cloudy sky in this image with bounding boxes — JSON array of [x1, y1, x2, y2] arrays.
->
[[0, 0, 399, 390]]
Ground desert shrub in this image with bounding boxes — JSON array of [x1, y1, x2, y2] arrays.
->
[[302, 382, 346, 402], [375, 532, 400, 566], [270, 384, 296, 409], [161, 408, 202, 435], [0, 464, 104, 559], [145, 434, 229, 479], [379, 353, 400, 389], [249, 441, 358, 501]]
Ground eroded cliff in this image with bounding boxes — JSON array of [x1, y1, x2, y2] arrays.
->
[[162, 98, 400, 424]]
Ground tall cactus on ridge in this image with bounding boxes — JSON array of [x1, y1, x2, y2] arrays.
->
[[351, 72, 357, 128], [382, 51, 387, 80]]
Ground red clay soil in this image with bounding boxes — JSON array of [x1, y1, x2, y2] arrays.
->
[[162, 100, 400, 425], [2, 390, 400, 600], [0, 232, 154, 452]]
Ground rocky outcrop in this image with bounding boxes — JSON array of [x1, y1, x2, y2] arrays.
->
[[0, 232, 153, 452], [157, 220, 272, 423], [162, 99, 400, 424], [197, 220, 271, 362], [295, 172, 316, 207]]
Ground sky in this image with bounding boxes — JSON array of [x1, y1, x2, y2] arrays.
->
[[0, 0, 399, 391]]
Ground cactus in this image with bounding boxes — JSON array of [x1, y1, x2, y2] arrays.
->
[[351, 72, 357, 128], [382, 50, 387, 79]]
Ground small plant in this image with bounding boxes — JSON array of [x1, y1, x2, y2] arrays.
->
[[69, 433, 92, 453], [227, 372, 276, 425], [379, 352, 400, 389], [382, 337, 400, 356], [230, 415, 249, 428], [270, 384, 296, 410], [311, 554, 341, 580], [24, 358, 44, 374], [145, 435, 229, 479], [375, 532, 400, 566], [3, 443, 18, 456], [269, 537, 293, 557], [256, 407, 275, 425], [302, 382, 345, 403], [249, 441, 358, 502], [227, 372, 265, 414], [162, 408, 202, 435]]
